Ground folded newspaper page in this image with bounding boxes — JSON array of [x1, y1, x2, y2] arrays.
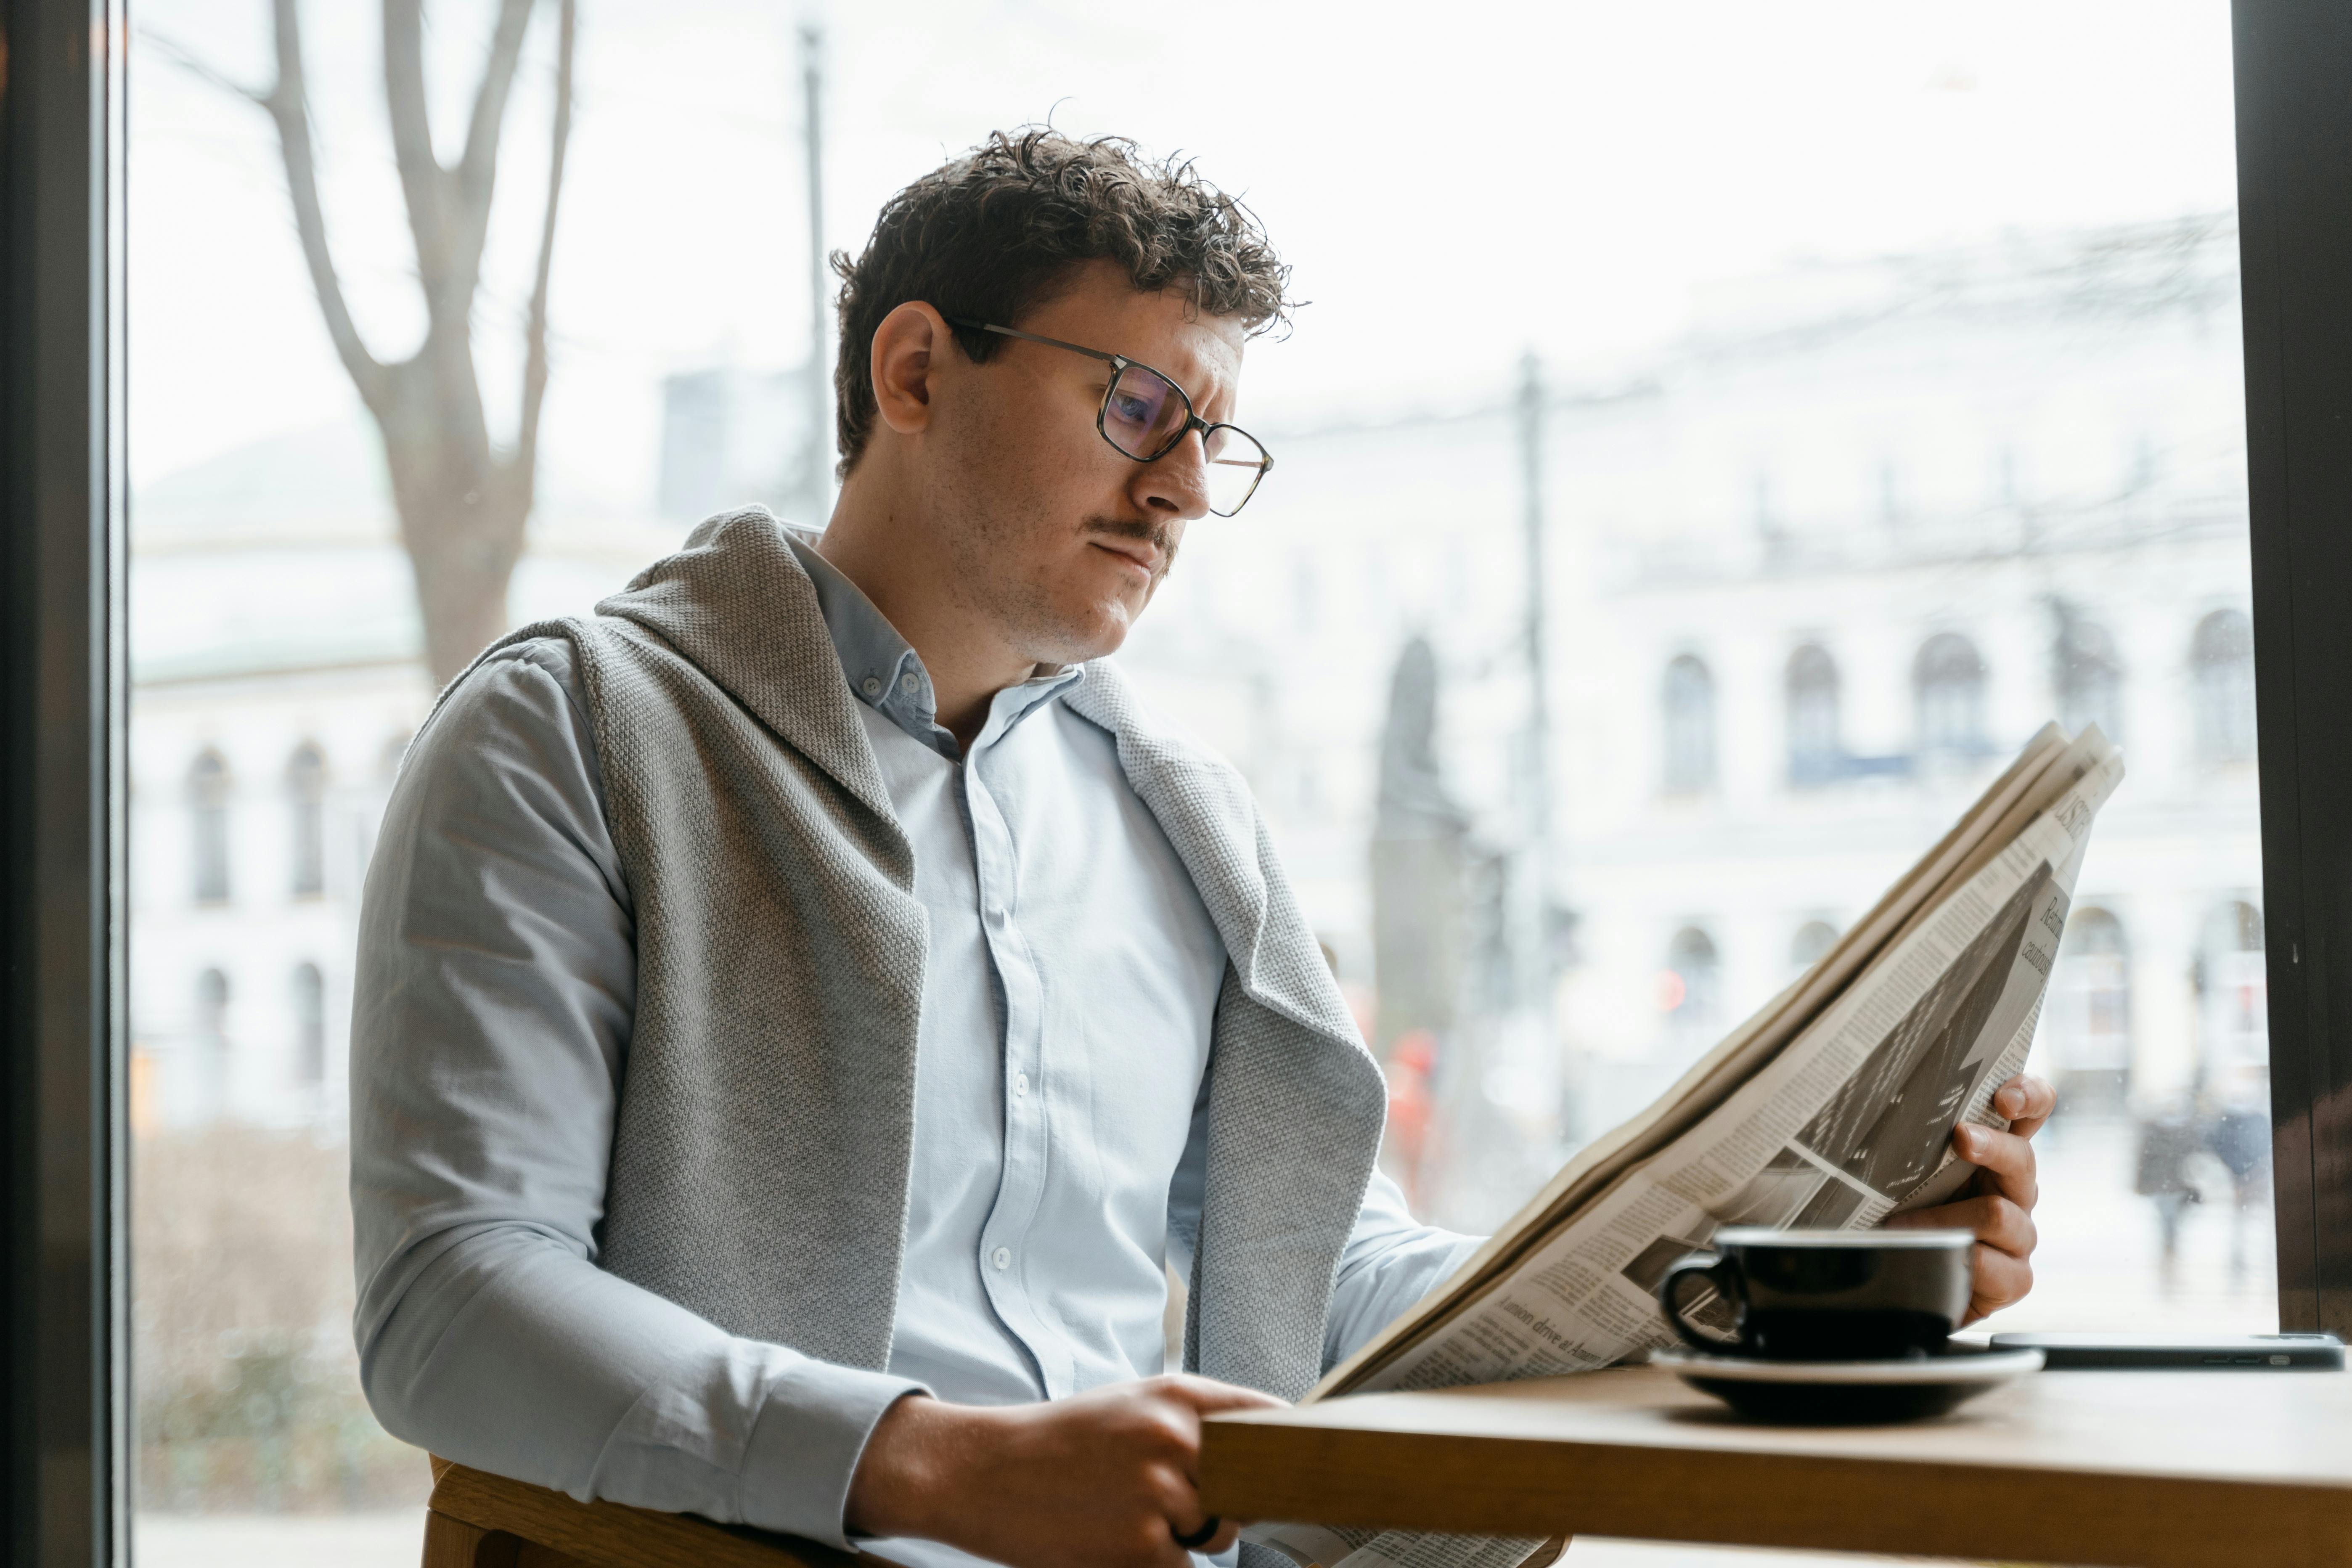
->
[[1255, 726, 2121, 1568], [1248, 1523, 1564, 1568]]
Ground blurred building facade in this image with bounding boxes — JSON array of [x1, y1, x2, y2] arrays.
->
[[128, 421, 680, 1134], [1118, 214, 2261, 1229], [132, 218, 2262, 1241]]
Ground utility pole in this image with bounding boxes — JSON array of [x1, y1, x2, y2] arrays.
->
[[1520, 350, 1551, 853], [1517, 348, 1571, 1145], [798, 22, 831, 521]]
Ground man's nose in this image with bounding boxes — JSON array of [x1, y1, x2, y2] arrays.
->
[[1133, 429, 1213, 519]]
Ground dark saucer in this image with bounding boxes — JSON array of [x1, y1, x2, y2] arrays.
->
[[1652, 1341, 2045, 1425]]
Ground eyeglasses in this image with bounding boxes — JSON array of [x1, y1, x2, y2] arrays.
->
[[947, 318, 1274, 517]]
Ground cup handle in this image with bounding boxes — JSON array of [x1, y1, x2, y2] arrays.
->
[[1657, 1250, 1748, 1353]]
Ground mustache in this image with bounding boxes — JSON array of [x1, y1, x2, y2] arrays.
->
[[1085, 516, 1180, 572]]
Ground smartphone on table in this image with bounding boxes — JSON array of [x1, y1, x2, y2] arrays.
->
[[1987, 1331, 2345, 1369]]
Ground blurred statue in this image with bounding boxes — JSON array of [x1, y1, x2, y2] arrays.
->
[[1371, 637, 1470, 1060]]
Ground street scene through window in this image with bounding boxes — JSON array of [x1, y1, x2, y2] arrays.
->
[[127, 3, 2259, 1564]]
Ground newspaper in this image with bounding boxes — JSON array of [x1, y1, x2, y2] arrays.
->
[[1248, 725, 2121, 1568]]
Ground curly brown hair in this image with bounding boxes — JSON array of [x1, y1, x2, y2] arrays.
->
[[828, 129, 1296, 477]]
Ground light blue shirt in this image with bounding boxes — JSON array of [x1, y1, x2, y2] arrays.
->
[[350, 530, 1476, 1560]]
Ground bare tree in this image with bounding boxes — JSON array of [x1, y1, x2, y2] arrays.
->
[[160, 0, 577, 686]]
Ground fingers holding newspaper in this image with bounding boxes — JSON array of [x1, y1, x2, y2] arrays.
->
[[1885, 1073, 2057, 1321]]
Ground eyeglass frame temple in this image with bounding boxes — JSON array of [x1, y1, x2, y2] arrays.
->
[[946, 318, 1274, 493]]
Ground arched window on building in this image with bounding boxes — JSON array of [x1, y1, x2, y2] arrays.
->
[[2198, 898, 2267, 1113], [2045, 907, 2131, 1106], [1662, 926, 1720, 1036], [1662, 655, 1716, 795], [188, 751, 232, 905], [1789, 919, 1838, 977], [194, 967, 231, 1123], [2054, 615, 2124, 744], [1914, 633, 1988, 765], [286, 742, 328, 898], [291, 962, 326, 1089], [1785, 644, 1841, 787], [2191, 609, 2256, 765]]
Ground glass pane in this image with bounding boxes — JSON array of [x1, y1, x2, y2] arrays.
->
[[129, 1, 2257, 1565], [1107, 3, 2267, 1353]]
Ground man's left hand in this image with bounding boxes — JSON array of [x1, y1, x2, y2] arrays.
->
[[1883, 1074, 2056, 1324]]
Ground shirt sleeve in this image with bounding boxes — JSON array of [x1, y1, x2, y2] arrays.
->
[[350, 641, 922, 1546], [1322, 1166, 1485, 1371], [1163, 1050, 1481, 1375]]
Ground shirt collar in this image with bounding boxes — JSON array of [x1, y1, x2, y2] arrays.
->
[[779, 525, 1081, 759]]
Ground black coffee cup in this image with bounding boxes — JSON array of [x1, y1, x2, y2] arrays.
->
[[1657, 1227, 1974, 1361]]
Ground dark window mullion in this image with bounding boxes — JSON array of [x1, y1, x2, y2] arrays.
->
[[2234, 0, 2352, 1337], [1, 0, 130, 1561]]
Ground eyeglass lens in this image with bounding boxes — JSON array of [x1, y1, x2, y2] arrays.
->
[[1201, 425, 1269, 517], [1102, 363, 1189, 461], [1103, 362, 1267, 515]]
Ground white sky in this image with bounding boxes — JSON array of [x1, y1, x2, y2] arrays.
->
[[130, 0, 2240, 500]]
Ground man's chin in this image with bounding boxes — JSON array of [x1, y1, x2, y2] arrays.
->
[[1020, 600, 1138, 667]]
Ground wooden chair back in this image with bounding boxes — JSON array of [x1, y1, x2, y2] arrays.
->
[[423, 1456, 852, 1568]]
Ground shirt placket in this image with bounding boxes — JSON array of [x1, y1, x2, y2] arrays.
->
[[962, 726, 1071, 1397]]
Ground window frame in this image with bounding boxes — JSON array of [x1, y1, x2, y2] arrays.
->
[[2, 1, 2349, 1561], [2235, 0, 2352, 1335], [2, 0, 130, 1559]]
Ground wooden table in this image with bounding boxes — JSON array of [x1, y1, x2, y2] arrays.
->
[[1200, 1364, 2352, 1567]]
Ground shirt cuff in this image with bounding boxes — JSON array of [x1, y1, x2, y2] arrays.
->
[[736, 1360, 928, 1547]]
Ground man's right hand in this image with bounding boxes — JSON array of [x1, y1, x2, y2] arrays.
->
[[844, 1374, 1283, 1568]]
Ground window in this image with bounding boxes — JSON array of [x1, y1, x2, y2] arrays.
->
[[1914, 633, 1989, 765], [193, 967, 231, 1125], [2193, 898, 2269, 1284], [2053, 608, 2125, 744], [188, 750, 232, 904], [1661, 654, 1716, 794], [286, 742, 327, 898], [1662, 926, 1720, 1033], [2042, 907, 2132, 1105], [2199, 899, 2267, 1112], [1785, 644, 1841, 787], [2193, 608, 2257, 765], [87, 3, 2320, 1558], [291, 962, 327, 1089], [1789, 919, 1839, 976]]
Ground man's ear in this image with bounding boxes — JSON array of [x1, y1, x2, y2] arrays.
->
[[869, 301, 954, 439]]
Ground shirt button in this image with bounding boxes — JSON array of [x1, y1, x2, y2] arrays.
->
[[991, 1246, 1012, 1271], [1014, 1072, 1030, 1098], [900, 672, 919, 694], [860, 676, 882, 697]]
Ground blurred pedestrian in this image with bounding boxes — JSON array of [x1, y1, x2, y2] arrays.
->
[[2205, 1109, 2270, 1282], [2134, 1110, 2203, 1283]]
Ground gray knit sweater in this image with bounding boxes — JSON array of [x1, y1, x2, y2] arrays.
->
[[436, 507, 1390, 1406]]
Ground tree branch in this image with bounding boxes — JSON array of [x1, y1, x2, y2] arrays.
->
[[510, 0, 574, 488], [257, 0, 387, 405], [139, 27, 268, 104], [454, 0, 540, 265], [381, 0, 454, 308]]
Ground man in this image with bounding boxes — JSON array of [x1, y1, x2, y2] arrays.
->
[[351, 130, 2053, 1568]]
